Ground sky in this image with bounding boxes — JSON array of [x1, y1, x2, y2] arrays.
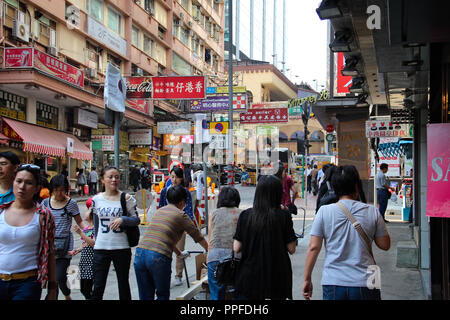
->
[[285, 0, 328, 91]]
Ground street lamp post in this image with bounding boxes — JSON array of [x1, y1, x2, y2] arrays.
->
[[228, 0, 234, 165]]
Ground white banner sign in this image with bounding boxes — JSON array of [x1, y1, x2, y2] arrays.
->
[[104, 63, 126, 113], [194, 114, 210, 144], [365, 120, 412, 138], [129, 129, 152, 145], [87, 16, 127, 56], [157, 121, 191, 135], [75, 109, 98, 129], [210, 134, 228, 150]]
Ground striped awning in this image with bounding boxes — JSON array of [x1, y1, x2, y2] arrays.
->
[[1, 117, 93, 160], [0, 133, 9, 146]]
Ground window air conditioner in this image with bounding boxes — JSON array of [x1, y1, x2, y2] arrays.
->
[[87, 68, 97, 78], [47, 46, 59, 57], [12, 20, 30, 42]]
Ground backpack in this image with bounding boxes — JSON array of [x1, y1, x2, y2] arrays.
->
[[318, 182, 339, 209]]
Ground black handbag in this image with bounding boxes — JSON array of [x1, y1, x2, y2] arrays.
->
[[120, 192, 140, 247], [214, 252, 240, 286], [287, 203, 298, 215], [54, 236, 70, 258], [318, 182, 339, 209]]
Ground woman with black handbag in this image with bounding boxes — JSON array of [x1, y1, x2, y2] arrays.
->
[[42, 174, 86, 300], [207, 186, 242, 300], [233, 175, 297, 300], [90, 166, 140, 300]]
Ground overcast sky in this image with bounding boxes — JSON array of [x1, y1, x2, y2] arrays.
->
[[285, 0, 328, 91]]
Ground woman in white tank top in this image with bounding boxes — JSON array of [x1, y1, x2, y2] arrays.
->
[[0, 164, 57, 300]]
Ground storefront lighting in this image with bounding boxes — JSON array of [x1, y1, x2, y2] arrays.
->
[[356, 94, 369, 107], [329, 30, 353, 52], [55, 93, 67, 100], [316, 0, 343, 20], [402, 59, 423, 67]]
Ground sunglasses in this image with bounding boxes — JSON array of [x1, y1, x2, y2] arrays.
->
[[19, 164, 41, 170]]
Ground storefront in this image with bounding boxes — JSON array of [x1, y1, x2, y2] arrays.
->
[[0, 116, 93, 187]]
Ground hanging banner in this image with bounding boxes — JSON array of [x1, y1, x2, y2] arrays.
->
[[104, 63, 126, 113], [239, 108, 288, 124], [336, 52, 352, 94], [426, 123, 450, 218], [194, 113, 210, 143], [152, 76, 205, 100], [126, 76, 152, 99], [4, 47, 33, 67], [129, 129, 152, 145]]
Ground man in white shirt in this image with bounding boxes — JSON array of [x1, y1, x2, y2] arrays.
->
[[306, 164, 312, 193]]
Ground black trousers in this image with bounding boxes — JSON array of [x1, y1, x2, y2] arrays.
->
[[56, 257, 71, 298], [80, 279, 93, 300], [89, 182, 97, 195], [91, 249, 132, 300], [307, 175, 312, 193]]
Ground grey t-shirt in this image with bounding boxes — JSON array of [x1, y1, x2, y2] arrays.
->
[[310, 200, 388, 287], [375, 171, 387, 189]]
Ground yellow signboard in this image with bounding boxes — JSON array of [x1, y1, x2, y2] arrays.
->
[[215, 86, 246, 94], [209, 122, 229, 134]]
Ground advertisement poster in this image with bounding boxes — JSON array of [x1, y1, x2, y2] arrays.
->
[[152, 76, 205, 100], [426, 123, 450, 218], [4, 47, 84, 88], [190, 95, 247, 112], [126, 77, 152, 99]]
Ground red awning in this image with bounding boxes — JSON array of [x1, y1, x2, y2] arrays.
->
[[0, 133, 9, 145], [1, 117, 93, 160]]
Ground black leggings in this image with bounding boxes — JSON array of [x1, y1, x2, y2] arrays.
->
[[56, 258, 71, 298], [80, 279, 94, 299]]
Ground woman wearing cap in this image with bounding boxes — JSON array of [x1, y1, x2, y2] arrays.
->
[[0, 164, 57, 300]]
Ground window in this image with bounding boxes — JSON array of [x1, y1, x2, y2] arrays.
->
[[180, 0, 189, 11], [86, 42, 101, 70], [180, 26, 189, 47], [88, 0, 104, 22], [172, 18, 179, 37], [107, 53, 121, 70], [107, 6, 121, 34], [144, 0, 155, 14], [132, 26, 140, 47], [34, 15, 56, 47], [143, 34, 153, 56], [158, 25, 166, 41], [172, 52, 191, 75]]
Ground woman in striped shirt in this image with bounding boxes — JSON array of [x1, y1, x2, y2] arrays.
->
[[134, 185, 208, 300]]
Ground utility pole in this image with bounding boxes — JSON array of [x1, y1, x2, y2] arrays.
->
[[302, 102, 311, 209], [228, 0, 234, 165]]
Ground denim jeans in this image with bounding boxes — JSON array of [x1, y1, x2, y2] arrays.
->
[[91, 249, 132, 300], [134, 248, 172, 300], [322, 285, 381, 300], [377, 189, 390, 219], [207, 261, 226, 300], [0, 276, 42, 300]]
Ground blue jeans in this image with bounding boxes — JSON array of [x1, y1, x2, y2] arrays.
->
[[207, 261, 226, 300], [377, 189, 390, 219], [0, 276, 42, 300], [322, 285, 381, 300], [134, 248, 172, 300]]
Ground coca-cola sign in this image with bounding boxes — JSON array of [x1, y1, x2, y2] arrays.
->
[[126, 76, 152, 99]]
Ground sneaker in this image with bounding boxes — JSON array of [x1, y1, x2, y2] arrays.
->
[[174, 277, 183, 286]]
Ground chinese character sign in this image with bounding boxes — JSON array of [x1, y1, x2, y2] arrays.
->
[[152, 76, 205, 100], [240, 108, 288, 124], [426, 123, 450, 218]]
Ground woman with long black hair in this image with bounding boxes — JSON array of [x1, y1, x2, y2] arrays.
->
[[90, 166, 140, 300], [233, 175, 297, 300]]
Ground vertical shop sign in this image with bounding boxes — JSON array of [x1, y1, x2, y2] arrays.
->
[[426, 123, 450, 218]]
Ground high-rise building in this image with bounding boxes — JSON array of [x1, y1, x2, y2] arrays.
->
[[225, 0, 287, 72]]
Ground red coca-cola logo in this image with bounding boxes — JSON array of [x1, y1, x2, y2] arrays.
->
[[126, 77, 152, 99]]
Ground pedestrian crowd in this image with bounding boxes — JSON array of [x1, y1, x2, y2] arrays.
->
[[0, 150, 391, 301]]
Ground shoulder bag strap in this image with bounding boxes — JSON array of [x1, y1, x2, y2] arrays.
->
[[120, 192, 128, 217], [336, 201, 376, 264]]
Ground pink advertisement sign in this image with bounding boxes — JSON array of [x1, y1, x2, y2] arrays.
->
[[427, 123, 450, 218]]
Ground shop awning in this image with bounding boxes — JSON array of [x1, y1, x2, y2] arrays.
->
[[0, 133, 9, 146], [1, 118, 93, 160]]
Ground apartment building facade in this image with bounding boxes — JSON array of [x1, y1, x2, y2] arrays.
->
[[0, 0, 225, 188]]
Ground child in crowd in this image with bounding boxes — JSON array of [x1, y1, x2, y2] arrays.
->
[[69, 198, 95, 299]]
